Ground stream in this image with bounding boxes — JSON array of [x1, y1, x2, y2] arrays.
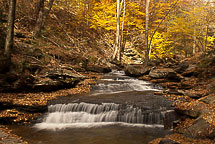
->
[[9, 70, 178, 144]]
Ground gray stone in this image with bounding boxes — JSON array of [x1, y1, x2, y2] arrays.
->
[[86, 65, 111, 73], [183, 115, 215, 139], [182, 64, 198, 77], [124, 65, 150, 77], [149, 68, 177, 79]]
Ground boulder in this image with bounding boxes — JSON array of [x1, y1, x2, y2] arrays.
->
[[174, 62, 189, 74], [86, 65, 111, 73], [175, 102, 205, 118], [163, 110, 180, 129], [149, 68, 177, 80], [176, 109, 200, 118], [33, 69, 84, 91], [182, 64, 198, 77], [45, 69, 85, 79], [183, 115, 215, 139], [124, 65, 150, 77]]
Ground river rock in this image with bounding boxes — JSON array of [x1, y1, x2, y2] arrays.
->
[[86, 65, 111, 73], [176, 109, 200, 118], [175, 102, 206, 118], [159, 139, 179, 144], [163, 110, 180, 129], [124, 65, 150, 77], [149, 68, 177, 79], [183, 115, 215, 139], [33, 69, 83, 91]]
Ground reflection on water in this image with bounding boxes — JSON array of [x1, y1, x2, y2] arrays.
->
[[9, 124, 172, 144]]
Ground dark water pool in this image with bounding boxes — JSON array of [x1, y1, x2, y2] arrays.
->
[[9, 124, 172, 144]]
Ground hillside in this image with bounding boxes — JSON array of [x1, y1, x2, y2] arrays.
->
[[0, 0, 215, 144]]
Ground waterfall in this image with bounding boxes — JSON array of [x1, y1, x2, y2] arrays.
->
[[35, 71, 177, 130], [36, 102, 174, 129]]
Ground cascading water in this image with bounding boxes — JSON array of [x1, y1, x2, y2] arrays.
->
[[37, 102, 166, 126], [10, 70, 178, 144], [90, 71, 162, 95], [35, 71, 177, 130]]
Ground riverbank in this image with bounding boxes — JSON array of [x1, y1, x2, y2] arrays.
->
[[1, 53, 215, 143], [0, 71, 103, 143], [1, 70, 174, 144], [130, 54, 215, 143], [0, 125, 27, 144]]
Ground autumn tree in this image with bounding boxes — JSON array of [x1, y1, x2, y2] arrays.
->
[[4, 0, 16, 60], [167, 0, 215, 57], [144, 0, 150, 65], [34, 0, 55, 37]]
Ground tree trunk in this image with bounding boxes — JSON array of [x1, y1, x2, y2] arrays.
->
[[204, 25, 208, 52], [193, 0, 196, 55], [118, 0, 126, 62], [144, 0, 150, 65], [34, 0, 54, 38], [112, 0, 121, 61], [4, 0, 16, 59], [35, 0, 45, 21]]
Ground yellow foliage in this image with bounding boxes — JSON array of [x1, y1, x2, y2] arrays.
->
[[150, 32, 174, 60]]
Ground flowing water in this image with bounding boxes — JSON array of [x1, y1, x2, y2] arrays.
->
[[9, 70, 178, 144]]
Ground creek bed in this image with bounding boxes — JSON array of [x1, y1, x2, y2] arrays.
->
[[9, 70, 178, 144]]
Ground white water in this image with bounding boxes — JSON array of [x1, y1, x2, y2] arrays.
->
[[91, 71, 162, 95], [35, 71, 174, 130], [35, 122, 164, 131], [35, 102, 170, 130]]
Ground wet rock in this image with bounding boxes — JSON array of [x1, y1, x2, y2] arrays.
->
[[15, 104, 47, 113], [86, 65, 111, 73], [182, 64, 198, 77], [176, 109, 200, 118], [163, 110, 180, 129], [159, 139, 179, 144], [124, 65, 150, 77], [183, 115, 215, 139], [149, 68, 178, 80]]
